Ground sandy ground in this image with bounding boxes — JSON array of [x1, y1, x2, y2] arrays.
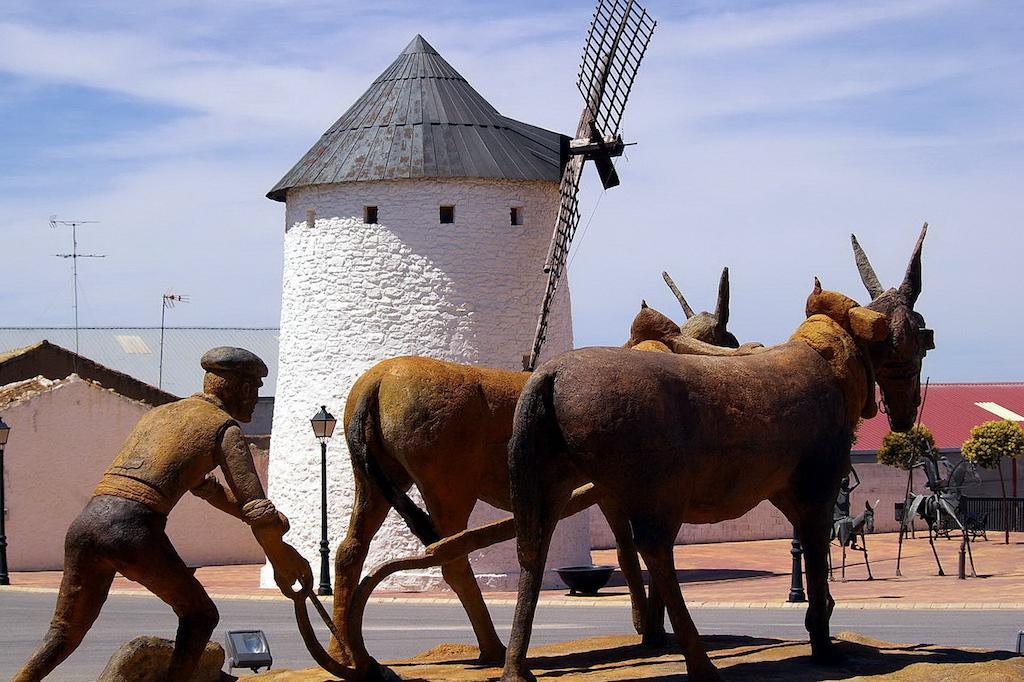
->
[[247, 631, 1024, 681]]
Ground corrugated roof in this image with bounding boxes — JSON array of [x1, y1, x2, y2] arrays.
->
[[0, 328, 279, 398], [267, 35, 567, 201], [855, 383, 1024, 452]]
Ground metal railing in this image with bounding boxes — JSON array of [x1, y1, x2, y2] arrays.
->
[[895, 497, 1024, 532]]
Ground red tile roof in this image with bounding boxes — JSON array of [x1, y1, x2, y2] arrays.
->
[[855, 383, 1024, 452]]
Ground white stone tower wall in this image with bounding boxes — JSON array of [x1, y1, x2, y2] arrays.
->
[[263, 177, 587, 590]]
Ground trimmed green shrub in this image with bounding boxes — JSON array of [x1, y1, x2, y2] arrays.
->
[[877, 424, 937, 470], [961, 420, 1024, 469]]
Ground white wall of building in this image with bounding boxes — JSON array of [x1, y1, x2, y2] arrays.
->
[[265, 177, 585, 590], [0, 376, 268, 571]]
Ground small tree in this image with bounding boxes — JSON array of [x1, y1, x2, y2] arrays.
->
[[877, 424, 937, 470], [878, 425, 937, 533], [962, 420, 1024, 544]]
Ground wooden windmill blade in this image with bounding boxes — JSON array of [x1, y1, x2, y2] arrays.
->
[[577, 0, 657, 144], [526, 0, 655, 371]]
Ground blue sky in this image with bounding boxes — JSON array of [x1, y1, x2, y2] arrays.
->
[[1, 0, 1021, 381]]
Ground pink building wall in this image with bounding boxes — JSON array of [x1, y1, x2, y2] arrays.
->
[[1, 377, 269, 571], [590, 461, 923, 548]]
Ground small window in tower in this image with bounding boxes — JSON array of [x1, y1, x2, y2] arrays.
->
[[364, 206, 378, 224], [439, 205, 455, 224], [510, 207, 524, 226]]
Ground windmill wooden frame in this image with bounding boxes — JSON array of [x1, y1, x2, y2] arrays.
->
[[527, 0, 656, 370]]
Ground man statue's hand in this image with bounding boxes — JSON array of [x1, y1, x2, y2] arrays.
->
[[270, 544, 313, 597]]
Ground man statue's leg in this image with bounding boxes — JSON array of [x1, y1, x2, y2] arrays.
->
[[13, 521, 116, 681], [115, 528, 220, 680]]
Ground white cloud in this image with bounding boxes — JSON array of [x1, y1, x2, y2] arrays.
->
[[658, 0, 971, 55], [2, 0, 1022, 382]]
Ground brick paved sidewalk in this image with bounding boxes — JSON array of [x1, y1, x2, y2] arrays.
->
[[6, 532, 1023, 609]]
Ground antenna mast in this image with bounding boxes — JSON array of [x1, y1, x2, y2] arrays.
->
[[159, 292, 189, 389], [50, 216, 105, 366]]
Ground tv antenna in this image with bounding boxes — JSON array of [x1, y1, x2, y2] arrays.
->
[[526, 0, 656, 370], [159, 292, 190, 390], [50, 216, 105, 363]]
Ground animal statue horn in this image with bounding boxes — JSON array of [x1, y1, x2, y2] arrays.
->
[[899, 222, 928, 306], [850, 234, 884, 299], [662, 271, 694, 319], [715, 266, 730, 330]]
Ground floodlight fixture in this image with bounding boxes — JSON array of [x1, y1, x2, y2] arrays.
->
[[225, 629, 272, 672]]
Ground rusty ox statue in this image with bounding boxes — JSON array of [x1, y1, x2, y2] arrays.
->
[[331, 270, 754, 672], [502, 227, 933, 682]]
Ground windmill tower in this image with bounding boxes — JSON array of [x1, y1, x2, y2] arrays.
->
[[264, 35, 582, 590]]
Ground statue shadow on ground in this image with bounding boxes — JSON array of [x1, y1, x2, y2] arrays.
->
[[383, 632, 1021, 681], [604, 568, 781, 589]]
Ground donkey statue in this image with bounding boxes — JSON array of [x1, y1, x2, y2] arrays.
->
[[898, 455, 980, 576], [330, 269, 757, 675], [829, 495, 879, 582], [502, 226, 933, 682]]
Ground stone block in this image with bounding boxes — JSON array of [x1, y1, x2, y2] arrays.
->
[[98, 636, 228, 682]]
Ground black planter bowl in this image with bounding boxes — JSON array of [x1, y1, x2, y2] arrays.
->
[[555, 564, 616, 596]]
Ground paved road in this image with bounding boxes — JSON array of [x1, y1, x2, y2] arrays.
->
[[1, 591, 1021, 680]]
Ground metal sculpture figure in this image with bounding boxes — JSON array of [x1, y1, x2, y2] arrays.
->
[[828, 470, 878, 581], [896, 454, 979, 577], [13, 348, 312, 682], [327, 272, 759, 675], [501, 227, 933, 682]]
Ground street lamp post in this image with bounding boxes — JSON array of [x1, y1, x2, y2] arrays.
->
[[310, 406, 337, 597], [787, 526, 805, 603], [0, 416, 11, 586]]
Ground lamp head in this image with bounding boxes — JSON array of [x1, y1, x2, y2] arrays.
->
[[310, 405, 337, 442]]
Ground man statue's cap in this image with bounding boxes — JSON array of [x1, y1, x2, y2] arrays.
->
[[200, 347, 268, 379]]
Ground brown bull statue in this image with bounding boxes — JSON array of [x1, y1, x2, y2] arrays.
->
[[331, 271, 756, 673], [502, 226, 933, 682]]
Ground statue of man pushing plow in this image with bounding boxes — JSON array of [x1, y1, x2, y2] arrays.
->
[[14, 347, 312, 682]]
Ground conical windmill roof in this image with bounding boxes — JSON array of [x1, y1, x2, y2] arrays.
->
[[268, 35, 568, 201]]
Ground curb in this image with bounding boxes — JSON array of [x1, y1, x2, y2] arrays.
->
[[3, 586, 1022, 611]]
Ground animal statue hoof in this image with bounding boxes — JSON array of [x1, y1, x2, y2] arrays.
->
[[810, 641, 845, 666], [478, 645, 507, 666], [366, 660, 402, 681], [686, 660, 724, 682], [641, 630, 670, 648]]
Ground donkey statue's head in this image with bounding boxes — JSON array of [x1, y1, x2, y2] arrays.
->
[[626, 267, 738, 349], [863, 499, 879, 534], [850, 224, 935, 431], [663, 267, 739, 348]]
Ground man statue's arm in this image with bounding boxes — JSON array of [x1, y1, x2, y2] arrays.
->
[[216, 425, 312, 594], [190, 475, 244, 520], [849, 467, 861, 493]]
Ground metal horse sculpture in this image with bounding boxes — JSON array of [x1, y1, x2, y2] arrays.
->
[[897, 455, 979, 577], [829, 479, 878, 581], [322, 271, 756, 678], [501, 227, 933, 682]]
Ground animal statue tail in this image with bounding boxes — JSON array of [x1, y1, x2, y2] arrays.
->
[[347, 380, 441, 545], [508, 369, 565, 560]]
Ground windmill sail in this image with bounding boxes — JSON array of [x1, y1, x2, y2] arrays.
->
[[526, 0, 655, 370], [579, 0, 657, 141]]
